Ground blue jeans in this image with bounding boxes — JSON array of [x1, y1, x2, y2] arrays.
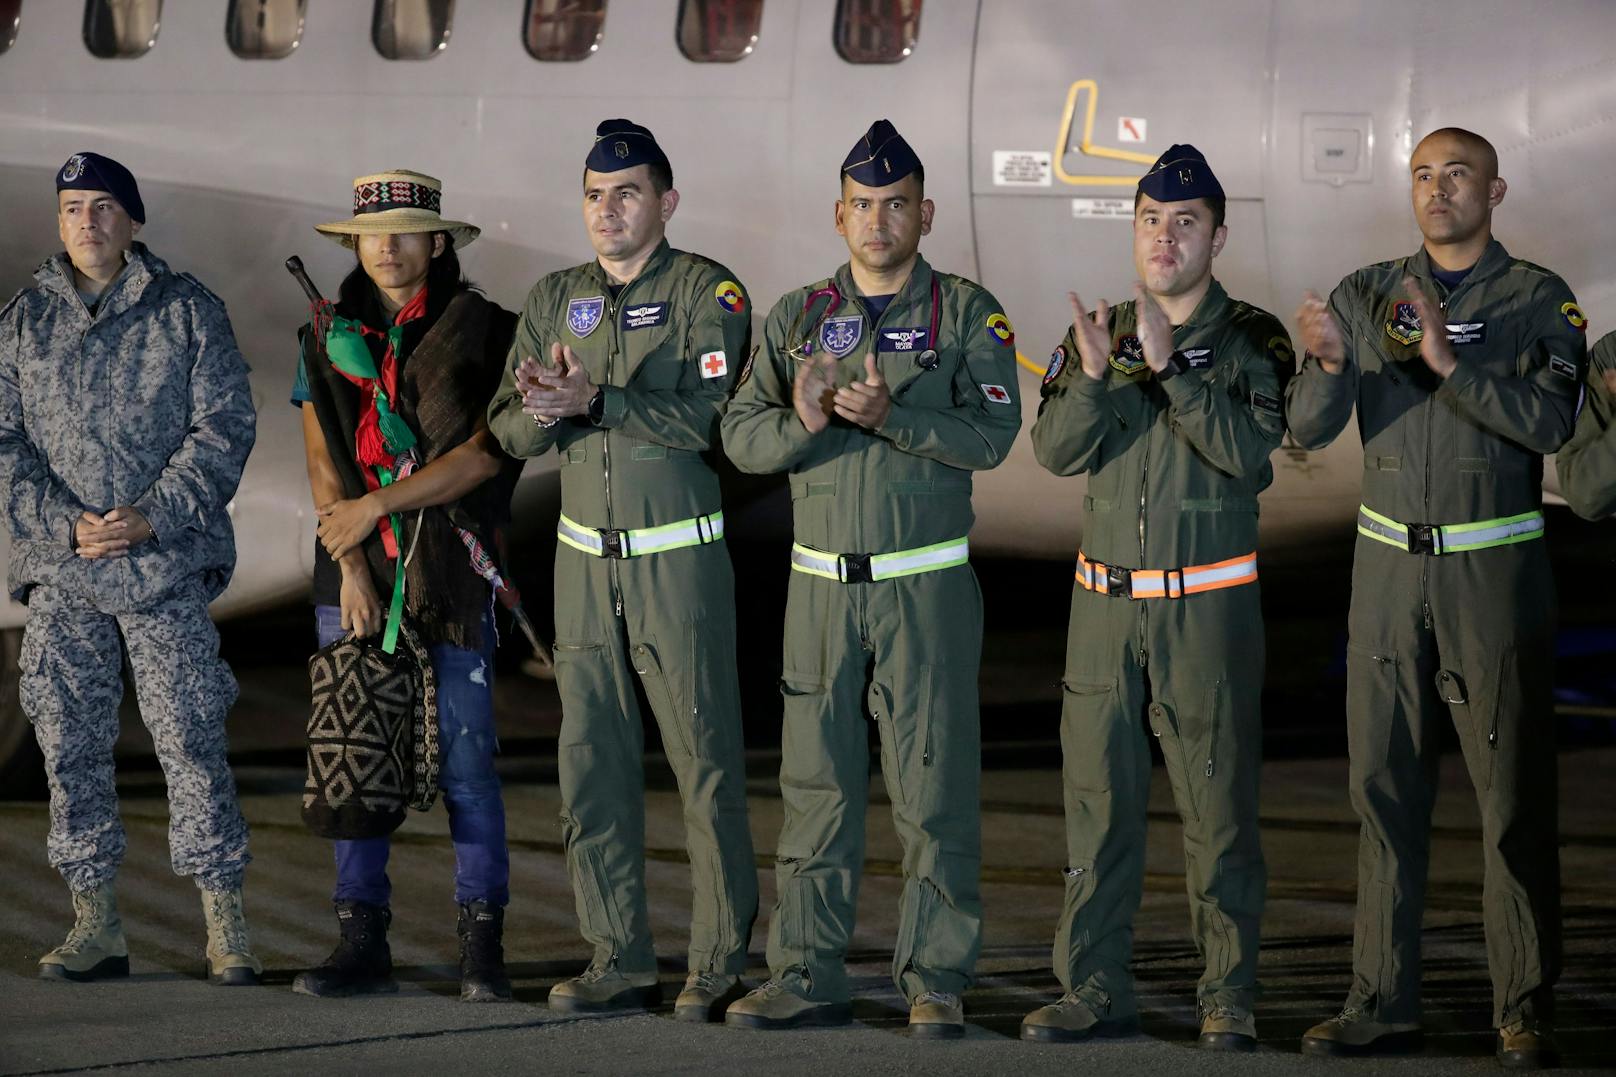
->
[[314, 605, 510, 907]]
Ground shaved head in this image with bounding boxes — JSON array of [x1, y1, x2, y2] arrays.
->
[[1413, 127, 1498, 181]]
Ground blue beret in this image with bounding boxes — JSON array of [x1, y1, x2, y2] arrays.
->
[[842, 119, 922, 187], [1137, 144, 1224, 205], [56, 151, 144, 223], [585, 119, 670, 176]]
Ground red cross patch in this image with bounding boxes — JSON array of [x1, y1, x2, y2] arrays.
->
[[980, 383, 1012, 404], [700, 350, 728, 379]]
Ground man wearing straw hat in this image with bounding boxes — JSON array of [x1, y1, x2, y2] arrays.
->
[[488, 121, 757, 1021], [0, 152, 259, 984], [289, 169, 524, 1002]]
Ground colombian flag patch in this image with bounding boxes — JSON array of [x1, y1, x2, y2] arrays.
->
[[715, 280, 747, 315], [986, 312, 1015, 346], [1562, 301, 1587, 333]]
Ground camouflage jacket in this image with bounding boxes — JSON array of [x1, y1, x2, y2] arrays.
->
[[0, 243, 256, 607]]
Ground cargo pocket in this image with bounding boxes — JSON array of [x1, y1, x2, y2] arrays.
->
[[773, 841, 817, 966], [631, 636, 693, 758], [914, 665, 936, 769], [1147, 700, 1200, 823], [1059, 679, 1118, 793], [1438, 652, 1507, 794], [1345, 642, 1401, 777], [868, 681, 908, 805], [1054, 859, 1099, 960]]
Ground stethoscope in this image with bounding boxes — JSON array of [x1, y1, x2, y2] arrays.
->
[[787, 274, 942, 371]]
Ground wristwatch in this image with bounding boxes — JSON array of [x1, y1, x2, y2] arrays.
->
[[1157, 350, 1188, 381], [586, 387, 606, 425]]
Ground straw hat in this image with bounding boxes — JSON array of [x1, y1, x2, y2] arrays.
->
[[315, 169, 479, 249]]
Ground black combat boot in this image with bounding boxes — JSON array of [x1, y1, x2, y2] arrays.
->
[[292, 901, 398, 997], [457, 901, 512, 1002]]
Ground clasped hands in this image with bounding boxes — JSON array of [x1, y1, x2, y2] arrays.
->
[[1065, 283, 1177, 381], [1297, 276, 1455, 378], [793, 353, 890, 434], [516, 342, 599, 425], [74, 507, 153, 559]]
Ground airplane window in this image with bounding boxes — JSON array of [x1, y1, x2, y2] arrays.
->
[[0, 0, 20, 56], [524, 0, 605, 62], [226, 0, 306, 60], [83, 0, 162, 59], [373, 0, 453, 60], [835, 0, 919, 64], [676, 0, 761, 63]]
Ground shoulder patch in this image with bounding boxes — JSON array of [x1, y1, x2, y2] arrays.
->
[[985, 312, 1015, 347], [714, 279, 746, 315], [1043, 344, 1067, 386], [1548, 354, 1579, 382], [1267, 334, 1295, 367], [1561, 302, 1587, 333]]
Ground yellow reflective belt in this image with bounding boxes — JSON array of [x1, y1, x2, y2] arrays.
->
[[557, 511, 724, 559], [789, 537, 970, 583], [1356, 504, 1544, 555]]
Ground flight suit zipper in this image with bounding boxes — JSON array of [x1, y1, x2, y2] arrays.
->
[[604, 291, 623, 617]]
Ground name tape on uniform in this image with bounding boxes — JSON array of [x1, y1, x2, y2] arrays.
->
[[623, 303, 669, 330]]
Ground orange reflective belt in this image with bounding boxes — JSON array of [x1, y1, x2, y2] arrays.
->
[[1076, 551, 1258, 599]]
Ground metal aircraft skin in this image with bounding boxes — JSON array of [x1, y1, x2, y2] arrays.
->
[[1, 0, 1613, 772]]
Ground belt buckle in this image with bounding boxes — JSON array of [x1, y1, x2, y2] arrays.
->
[[1106, 564, 1133, 598], [601, 529, 627, 559], [1407, 523, 1436, 555], [840, 553, 874, 584]]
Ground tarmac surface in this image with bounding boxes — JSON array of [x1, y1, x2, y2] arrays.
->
[[1, 744, 1613, 1074], [2, 522, 1613, 1074]]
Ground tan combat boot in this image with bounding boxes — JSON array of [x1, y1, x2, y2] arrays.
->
[[201, 888, 263, 986], [38, 882, 130, 982], [1197, 1003, 1256, 1051], [1300, 1005, 1423, 1056], [674, 970, 746, 1023], [547, 964, 661, 1013], [1497, 1019, 1560, 1070], [908, 991, 964, 1039], [724, 979, 852, 1030], [1020, 991, 1139, 1042]]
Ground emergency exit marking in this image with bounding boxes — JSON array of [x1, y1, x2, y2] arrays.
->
[[992, 150, 1053, 187], [1071, 197, 1133, 220], [1118, 117, 1147, 143]]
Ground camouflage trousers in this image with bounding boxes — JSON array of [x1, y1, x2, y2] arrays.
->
[[20, 582, 250, 892]]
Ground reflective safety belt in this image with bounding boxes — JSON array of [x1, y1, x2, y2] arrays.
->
[[1356, 504, 1544, 555], [790, 537, 969, 583], [1076, 551, 1257, 599], [557, 510, 724, 559]]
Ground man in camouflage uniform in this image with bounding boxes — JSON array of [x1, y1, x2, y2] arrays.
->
[[721, 120, 1021, 1038], [1555, 330, 1616, 520], [1021, 146, 1290, 1051], [487, 120, 756, 1021], [1288, 128, 1585, 1070], [0, 153, 260, 984]]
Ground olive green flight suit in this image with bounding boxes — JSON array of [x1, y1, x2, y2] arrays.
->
[[1286, 240, 1587, 1027], [1031, 279, 1291, 1017], [721, 254, 1021, 1003], [1555, 330, 1616, 520], [487, 240, 757, 977]]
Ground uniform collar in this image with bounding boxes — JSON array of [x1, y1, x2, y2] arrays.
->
[[1407, 238, 1510, 287], [587, 237, 672, 290], [833, 251, 934, 321], [36, 241, 161, 314], [1176, 276, 1230, 328]]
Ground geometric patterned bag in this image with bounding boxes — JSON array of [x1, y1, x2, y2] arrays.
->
[[301, 622, 440, 840]]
